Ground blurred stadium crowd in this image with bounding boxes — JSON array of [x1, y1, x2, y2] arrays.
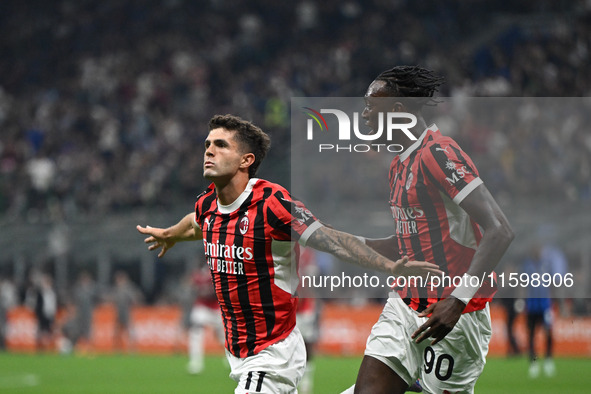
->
[[0, 1, 590, 313], [1, 0, 591, 222]]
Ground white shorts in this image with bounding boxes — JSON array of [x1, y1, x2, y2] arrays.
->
[[364, 295, 492, 394], [226, 327, 307, 394]]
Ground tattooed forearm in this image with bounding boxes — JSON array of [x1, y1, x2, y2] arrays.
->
[[306, 226, 397, 273]]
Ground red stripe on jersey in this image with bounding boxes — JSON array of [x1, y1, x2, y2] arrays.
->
[[195, 178, 318, 358], [390, 126, 496, 313]]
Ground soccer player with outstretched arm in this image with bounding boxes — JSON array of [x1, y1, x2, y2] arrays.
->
[[137, 114, 441, 393]]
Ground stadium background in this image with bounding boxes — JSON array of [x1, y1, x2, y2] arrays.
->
[[0, 0, 590, 392]]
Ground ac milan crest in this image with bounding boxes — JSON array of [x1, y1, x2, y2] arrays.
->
[[406, 172, 414, 190], [239, 216, 249, 235]]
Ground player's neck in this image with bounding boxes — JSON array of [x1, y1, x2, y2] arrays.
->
[[213, 174, 251, 206], [398, 116, 428, 151]]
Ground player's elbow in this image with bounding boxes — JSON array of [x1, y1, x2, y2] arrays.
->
[[505, 224, 515, 244], [495, 220, 515, 248]]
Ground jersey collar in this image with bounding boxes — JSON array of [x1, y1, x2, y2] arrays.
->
[[398, 124, 439, 163], [217, 178, 259, 214]]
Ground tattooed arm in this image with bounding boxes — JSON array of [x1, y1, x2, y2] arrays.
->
[[365, 235, 400, 261], [305, 226, 441, 278]]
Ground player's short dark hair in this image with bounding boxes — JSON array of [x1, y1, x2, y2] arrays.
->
[[209, 114, 271, 178], [375, 65, 445, 109]]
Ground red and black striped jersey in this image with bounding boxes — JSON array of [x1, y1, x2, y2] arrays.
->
[[193, 178, 321, 358], [390, 125, 496, 313]]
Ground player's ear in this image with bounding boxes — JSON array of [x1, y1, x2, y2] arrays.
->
[[240, 153, 255, 169], [392, 101, 406, 113]]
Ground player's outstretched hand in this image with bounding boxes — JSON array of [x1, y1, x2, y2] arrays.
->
[[393, 257, 443, 278], [411, 297, 466, 345], [136, 225, 176, 258]]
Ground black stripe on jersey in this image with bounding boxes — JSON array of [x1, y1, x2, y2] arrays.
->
[[196, 189, 217, 226], [389, 159, 397, 201], [195, 190, 217, 232], [195, 187, 212, 207], [450, 144, 476, 174], [276, 190, 316, 232], [401, 155, 426, 263], [266, 208, 290, 238], [390, 161, 412, 300], [402, 154, 429, 312], [422, 163, 447, 197], [267, 191, 292, 237], [233, 193, 258, 357], [216, 214, 241, 356], [254, 187, 276, 339], [402, 296, 412, 307], [391, 161, 409, 259], [275, 190, 292, 212], [416, 154, 449, 303], [429, 144, 469, 194]]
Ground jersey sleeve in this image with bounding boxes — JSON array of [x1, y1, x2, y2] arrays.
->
[[421, 139, 483, 204], [193, 200, 201, 228], [266, 189, 322, 246], [193, 184, 216, 229]]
